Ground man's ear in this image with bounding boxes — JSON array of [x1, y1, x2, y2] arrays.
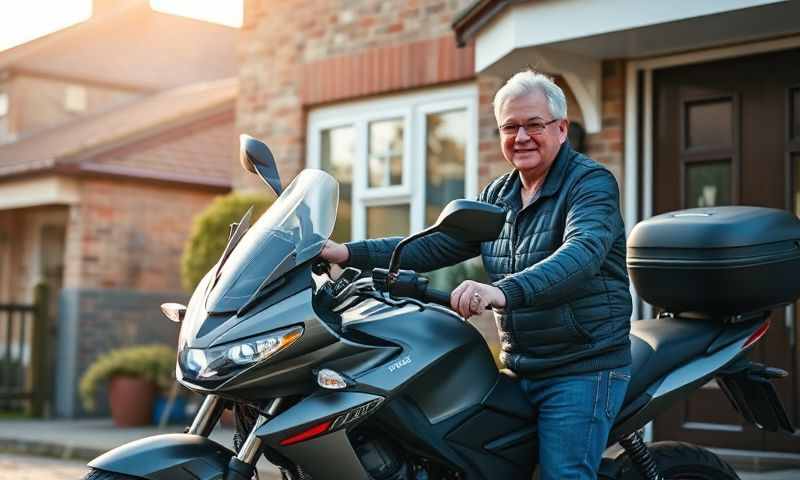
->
[[558, 119, 570, 145]]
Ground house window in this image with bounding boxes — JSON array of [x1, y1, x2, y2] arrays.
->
[[307, 85, 478, 243]]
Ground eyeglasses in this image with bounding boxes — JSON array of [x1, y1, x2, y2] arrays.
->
[[498, 118, 559, 137]]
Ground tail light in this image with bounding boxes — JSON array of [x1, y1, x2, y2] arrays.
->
[[742, 320, 770, 351]]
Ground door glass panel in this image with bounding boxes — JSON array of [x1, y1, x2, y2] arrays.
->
[[425, 109, 467, 226], [792, 88, 800, 141], [686, 99, 733, 149], [366, 204, 409, 237], [321, 126, 354, 242], [685, 161, 732, 208], [368, 119, 404, 188]]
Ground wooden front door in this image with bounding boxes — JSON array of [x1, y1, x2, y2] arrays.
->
[[652, 48, 800, 453]]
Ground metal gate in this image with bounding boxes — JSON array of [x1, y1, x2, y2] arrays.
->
[[0, 284, 48, 416]]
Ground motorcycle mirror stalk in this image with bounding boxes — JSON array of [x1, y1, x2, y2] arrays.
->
[[376, 199, 505, 297]]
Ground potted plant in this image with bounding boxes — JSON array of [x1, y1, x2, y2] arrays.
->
[[79, 344, 176, 427]]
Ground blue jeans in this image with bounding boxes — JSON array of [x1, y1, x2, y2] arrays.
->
[[520, 366, 631, 480]]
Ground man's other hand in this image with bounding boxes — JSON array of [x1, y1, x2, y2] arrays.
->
[[450, 280, 507, 319]]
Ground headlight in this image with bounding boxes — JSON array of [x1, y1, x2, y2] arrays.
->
[[179, 326, 303, 381]]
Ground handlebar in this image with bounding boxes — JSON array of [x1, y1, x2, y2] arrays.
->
[[422, 286, 452, 308]]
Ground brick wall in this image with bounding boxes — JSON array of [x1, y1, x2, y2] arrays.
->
[[237, 0, 475, 190], [64, 111, 235, 291], [69, 178, 220, 292], [586, 60, 626, 184]]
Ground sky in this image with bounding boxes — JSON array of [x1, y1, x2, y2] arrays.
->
[[0, 0, 243, 51]]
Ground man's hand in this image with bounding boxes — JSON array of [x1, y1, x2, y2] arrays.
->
[[450, 280, 507, 319], [320, 240, 350, 265]]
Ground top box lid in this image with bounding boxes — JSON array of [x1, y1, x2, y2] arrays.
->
[[628, 206, 800, 249]]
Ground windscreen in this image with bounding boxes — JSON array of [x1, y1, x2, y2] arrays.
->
[[205, 169, 338, 313]]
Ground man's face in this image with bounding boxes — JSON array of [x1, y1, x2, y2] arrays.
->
[[497, 91, 568, 177]]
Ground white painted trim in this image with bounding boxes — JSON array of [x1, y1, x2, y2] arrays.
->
[[0, 176, 79, 210], [307, 84, 479, 241], [474, 0, 785, 72]]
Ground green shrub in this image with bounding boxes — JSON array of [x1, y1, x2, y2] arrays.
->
[[79, 344, 176, 411], [181, 192, 272, 291]]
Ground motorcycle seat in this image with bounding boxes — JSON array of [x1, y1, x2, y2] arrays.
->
[[625, 317, 724, 403]]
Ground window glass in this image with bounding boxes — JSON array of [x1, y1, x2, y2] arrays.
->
[[686, 99, 733, 149], [0, 92, 7, 117], [368, 119, 404, 188], [321, 126, 354, 242], [366, 204, 409, 237], [685, 161, 732, 208], [425, 109, 466, 226]]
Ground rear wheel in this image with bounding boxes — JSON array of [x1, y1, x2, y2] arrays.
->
[[83, 469, 143, 480], [618, 441, 740, 479]]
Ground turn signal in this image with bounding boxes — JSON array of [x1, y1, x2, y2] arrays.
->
[[317, 369, 348, 390], [160, 303, 186, 323]]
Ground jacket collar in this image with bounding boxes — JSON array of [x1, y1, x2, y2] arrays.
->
[[496, 141, 574, 210]]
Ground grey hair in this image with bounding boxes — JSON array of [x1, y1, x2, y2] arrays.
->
[[493, 70, 567, 124]]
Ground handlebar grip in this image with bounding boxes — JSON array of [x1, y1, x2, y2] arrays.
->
[[424, 287, 452, 308]]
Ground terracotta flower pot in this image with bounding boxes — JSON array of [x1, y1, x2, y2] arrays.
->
[[108, 375, 156, 427]]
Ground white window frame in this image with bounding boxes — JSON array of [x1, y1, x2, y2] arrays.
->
[[308, 83, 479, 241]]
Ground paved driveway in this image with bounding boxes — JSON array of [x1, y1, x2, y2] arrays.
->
[[2, 452, 799, 480]]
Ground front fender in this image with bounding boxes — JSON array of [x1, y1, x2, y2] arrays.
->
[[88, 433, 235, 480]]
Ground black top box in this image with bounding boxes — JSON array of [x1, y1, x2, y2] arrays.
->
[[627, 206, 800, 318]]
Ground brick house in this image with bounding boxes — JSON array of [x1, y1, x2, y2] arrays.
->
[[238, 0, 799, 459], [0, 0, 238, 416]]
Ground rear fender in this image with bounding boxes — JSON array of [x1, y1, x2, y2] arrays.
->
[[718, 362, 797, 435], [88, 433, 234, 480]]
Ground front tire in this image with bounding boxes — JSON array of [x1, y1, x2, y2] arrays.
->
[[618, 441, 739, 479], [83, 468, 143, 480]]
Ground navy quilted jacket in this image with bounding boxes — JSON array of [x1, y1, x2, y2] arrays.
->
[[345, 142, 632, 378]]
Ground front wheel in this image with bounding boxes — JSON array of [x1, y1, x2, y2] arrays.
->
[[618, 441, 740, 479], [83, 469, 143, 480]]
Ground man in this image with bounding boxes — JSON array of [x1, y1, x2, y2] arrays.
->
[[322, 70, 631, 479]]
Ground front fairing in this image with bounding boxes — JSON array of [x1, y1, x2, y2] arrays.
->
[[175, 170, 340, 390], [179, 170, 338, 350]]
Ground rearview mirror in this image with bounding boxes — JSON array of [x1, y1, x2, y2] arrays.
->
[[433, 199, 506, 243], [239, 134, 282, 197], [387, 200, 505, 273]]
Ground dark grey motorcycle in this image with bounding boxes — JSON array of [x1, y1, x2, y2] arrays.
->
[[84, 135, 797, 480]]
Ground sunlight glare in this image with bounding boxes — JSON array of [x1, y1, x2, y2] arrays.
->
[[0, 0, 242, 52], [150, 0, 242, 27]]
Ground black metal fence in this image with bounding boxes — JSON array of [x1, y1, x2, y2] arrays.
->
[[0, 284, 48, 416]]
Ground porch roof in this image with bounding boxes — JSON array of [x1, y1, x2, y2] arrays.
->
[[452, 0, 800, 133]]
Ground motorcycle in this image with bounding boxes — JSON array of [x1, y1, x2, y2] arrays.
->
[[84, 135, 797, 480]]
